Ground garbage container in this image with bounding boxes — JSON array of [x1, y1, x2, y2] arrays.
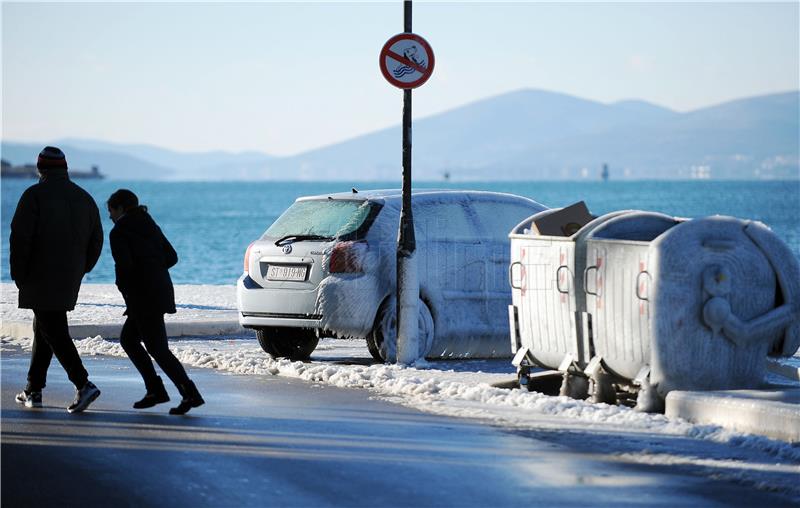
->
[[508, 209, 630, 396], [583, 213, 800, 412]]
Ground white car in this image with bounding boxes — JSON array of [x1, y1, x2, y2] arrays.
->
[[237, 189, 546, 361]]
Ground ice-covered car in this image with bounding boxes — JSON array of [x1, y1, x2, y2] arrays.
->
[[237, 189, 547, 361]]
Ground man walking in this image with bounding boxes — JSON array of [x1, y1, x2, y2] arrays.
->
[[10, 146, 104, 413]]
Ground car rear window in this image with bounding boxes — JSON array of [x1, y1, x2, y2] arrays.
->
[[264, 199, 376, 239], [415, 202, 480, 242], [471, 200, 544, 241]]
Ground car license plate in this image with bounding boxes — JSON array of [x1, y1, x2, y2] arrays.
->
[[267, 264, 308, 281]]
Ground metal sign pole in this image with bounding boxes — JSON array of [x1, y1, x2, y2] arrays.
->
[[396, 0, 420, 364]]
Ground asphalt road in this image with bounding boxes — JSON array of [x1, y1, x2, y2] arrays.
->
[[1, 347, 794, 507]]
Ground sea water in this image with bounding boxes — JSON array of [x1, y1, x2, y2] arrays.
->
[[2, 179, 798, 285]]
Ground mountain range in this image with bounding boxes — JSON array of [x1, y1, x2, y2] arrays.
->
[[2, 89, 797, 180]]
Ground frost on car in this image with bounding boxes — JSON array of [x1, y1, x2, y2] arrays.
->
[[237, 190, 547, 361]]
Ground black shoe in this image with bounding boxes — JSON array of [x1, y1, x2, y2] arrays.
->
[[15, 389, 42, 408], [169, 380, 204, 415], [68, 381, 100, 414], [133, 391, 170, 409], [134, 376, 170, 409]]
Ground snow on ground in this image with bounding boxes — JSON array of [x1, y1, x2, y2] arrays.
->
[[3, 283, 800, 498], [1, 283, 239, 325]]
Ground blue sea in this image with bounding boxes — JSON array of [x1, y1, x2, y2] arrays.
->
[[2, 179, 799, 285]]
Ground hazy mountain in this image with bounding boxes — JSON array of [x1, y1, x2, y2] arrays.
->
[[3, 89, 797, 180], [1, 141, 173, 180], [610, 99, 677, 120], [1, 139, 275, 180], [263, 90, 684, 180], [55, 138, 275, 178], [491, 91, 799, 179], [266, 89, 797, 180]]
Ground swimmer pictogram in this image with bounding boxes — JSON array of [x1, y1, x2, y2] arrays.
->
[[380, 33, 435, 89]]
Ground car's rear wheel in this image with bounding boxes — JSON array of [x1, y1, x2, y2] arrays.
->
[[256, 327, 319, 361], [367, 297, 434, 363], [365, 329, 383, 361]]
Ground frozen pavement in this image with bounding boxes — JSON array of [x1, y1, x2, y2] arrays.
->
[[2, 348, 799, 507], [2, 283, 800, 502]]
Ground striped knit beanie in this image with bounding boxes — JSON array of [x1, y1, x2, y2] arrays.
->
[[37, 146, 68, 170]]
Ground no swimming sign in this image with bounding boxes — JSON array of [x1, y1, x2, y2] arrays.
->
[[379, 33, 435, 89]]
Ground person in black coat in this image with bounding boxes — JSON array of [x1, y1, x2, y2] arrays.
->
[[10, 146, 103, 413], [107, 189, 204, 415]]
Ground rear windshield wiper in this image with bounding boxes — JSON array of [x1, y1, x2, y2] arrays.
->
[[274, 234, 333, 246]]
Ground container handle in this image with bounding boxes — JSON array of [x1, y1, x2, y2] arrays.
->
[[584, 266, 598, 296], [635, 271, 651, 301], [509, 261, 524, 290], [557, 265, 571, 294]]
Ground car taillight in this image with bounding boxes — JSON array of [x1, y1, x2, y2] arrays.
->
[[243, 242, 255, 273], [329, 241, 365, 273]]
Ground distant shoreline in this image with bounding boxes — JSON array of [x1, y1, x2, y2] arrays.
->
[[1, 160, 104, 180]]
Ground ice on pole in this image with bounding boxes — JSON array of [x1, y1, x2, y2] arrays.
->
[[379, 0, 436, 364], [396, 250, 420, 364]]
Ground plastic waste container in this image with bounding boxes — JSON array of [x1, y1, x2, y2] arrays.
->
[[583, 213, 800, 412], [508, 209, 630, 397]]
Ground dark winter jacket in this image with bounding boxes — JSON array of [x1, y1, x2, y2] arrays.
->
[[110, 207, 178, 315], [10, 169, 104, 311]]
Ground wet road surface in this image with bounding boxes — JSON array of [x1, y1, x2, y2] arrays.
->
[[1, 348, 794, 507]]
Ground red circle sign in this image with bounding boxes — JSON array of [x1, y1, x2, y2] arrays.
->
[[379, 33, 435, 89]]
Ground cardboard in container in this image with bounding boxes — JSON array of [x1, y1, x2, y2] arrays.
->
[[532, 201, 593, 236]]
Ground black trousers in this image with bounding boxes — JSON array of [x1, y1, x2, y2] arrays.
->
[[119, 312, 190, 392], [26, 310, 89, 392]]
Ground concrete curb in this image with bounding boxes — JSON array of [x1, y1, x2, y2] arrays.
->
[[1, 319, 251, 340], [665, 389, 800, 443]]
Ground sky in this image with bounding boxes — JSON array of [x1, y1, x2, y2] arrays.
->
[[2, 1, 798, 156]]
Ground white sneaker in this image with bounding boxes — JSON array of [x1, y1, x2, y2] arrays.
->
[[15, 390, 42, 408], [67, 381, 100, 413]]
